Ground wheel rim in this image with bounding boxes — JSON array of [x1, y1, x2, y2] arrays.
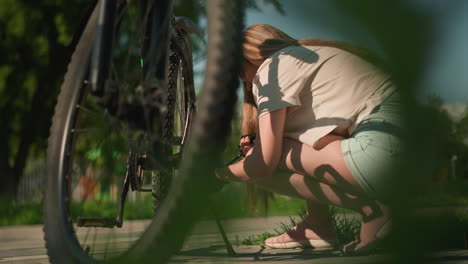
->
[[53, 3, 186, 261]]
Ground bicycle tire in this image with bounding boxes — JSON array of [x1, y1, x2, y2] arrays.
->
[[43, 0, 244, 263], [118, 0, 245, 262], [43, 1, 190, 262], [152, 35, 196, 213], [44, 2, 100, 262]]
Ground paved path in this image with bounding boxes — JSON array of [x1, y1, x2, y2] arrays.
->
[[1, 216, 468, 263]]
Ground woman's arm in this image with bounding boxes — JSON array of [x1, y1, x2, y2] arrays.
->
[[224, 108, 287, 182]]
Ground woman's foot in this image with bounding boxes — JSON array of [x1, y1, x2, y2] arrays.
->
[[265, 222, 338, 249], [342, 201, 392, 254]]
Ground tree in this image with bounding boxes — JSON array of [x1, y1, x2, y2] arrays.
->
[[453, 109, 468, 178], [0, 0, 284, 198], [0, 0, 91, 198], [420, 95, 468, 181]]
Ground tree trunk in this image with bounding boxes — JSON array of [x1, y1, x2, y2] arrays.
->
[[0, 168, 18, 199], [0, 68, 27, 199], [4, 7, 67, 199]]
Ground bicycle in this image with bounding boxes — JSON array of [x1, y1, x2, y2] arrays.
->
[[43, 0, 244, 263]]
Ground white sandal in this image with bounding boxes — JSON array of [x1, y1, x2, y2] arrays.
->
[[265, 237, 338, 249], [264, 222, 338, 249]]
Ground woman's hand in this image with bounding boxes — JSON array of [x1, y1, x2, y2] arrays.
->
[[228, 108, 286, 181], [239, 133, 256, 156]]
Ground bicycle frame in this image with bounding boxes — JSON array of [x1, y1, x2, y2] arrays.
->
[[44, 0, 245, 261], [89, 0, 117, 96], [89, 0, 175, 128]]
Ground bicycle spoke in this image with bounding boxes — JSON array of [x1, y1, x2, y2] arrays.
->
[[123, 20, 139, 81], [80, 226, 91, 250], [103, 228, 111, 260], [129, 219, 133, 251], [76, 104, 99, 115], [90, 228, 98, 256], [44, 0, 216, 261], [70, 128, 102, 133]]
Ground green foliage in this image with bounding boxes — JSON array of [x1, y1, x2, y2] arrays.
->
[[71, 194, 154, 221], [0, 199, 42, 226], [453, 111, 468, 177], [0, 0, 91, 196], [0, 192, 307, 226], [330, 207, 360, 244], [85, 148, 103, 161], [233, 232, 276, 246], [413, 181, 468, 207], [0, 66, 12, 95], [210, 185, 305, 219], [54, 13, 74, 46], [410, 95, 468, 186], [222, 118, 242, 162], [0, 194, 155, 226], [234, 206, 360, 246], [0, 0, 286, 197]]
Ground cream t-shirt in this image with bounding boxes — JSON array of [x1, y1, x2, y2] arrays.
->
[[252, 45, 397, 148]]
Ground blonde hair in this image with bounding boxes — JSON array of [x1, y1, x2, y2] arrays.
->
[[240, 24, 383, 212], [243, 24, 381, 67]]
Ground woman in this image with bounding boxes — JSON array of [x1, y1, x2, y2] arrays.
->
[[215, 24, 402, 254]]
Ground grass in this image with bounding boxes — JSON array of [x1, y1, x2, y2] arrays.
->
[[0, 194, 155, 227], [233, 206, 361, 246], [232, 212, 308, 246], [70, 194, 155, 221], [209, 183, 306, 219], [227, 180, 468, 247], [234, 232, 277, 246], [0, 185, 307, 226], [0, 199, 43, 226], [2, 180, 468, 228], [330, 207, 360, 244]]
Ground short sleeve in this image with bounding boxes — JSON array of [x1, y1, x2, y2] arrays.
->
[[253, 50, 305, 117]]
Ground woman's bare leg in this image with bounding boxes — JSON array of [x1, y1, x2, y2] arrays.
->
[[304, 200, 335, 238], [280, 138, 392, 249], [280, 138, 366, 196], [255, 172, 337, 245], [256, 137, 391, 249]]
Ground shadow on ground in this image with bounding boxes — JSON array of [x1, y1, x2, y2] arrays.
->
[[173, 245, 388, 263]]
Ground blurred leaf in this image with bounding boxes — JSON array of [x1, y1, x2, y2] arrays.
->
[[85, 148, 102, 161], [55, 13, 73, 45]]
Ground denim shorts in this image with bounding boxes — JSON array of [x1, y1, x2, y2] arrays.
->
[[341, 92, 403, 201]]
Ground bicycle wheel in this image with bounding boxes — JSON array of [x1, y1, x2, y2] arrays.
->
[[44, 0, 243, 263], [119, 0, 245, 262], [44, 1, 194, 263], [152, 30, 196, 212]]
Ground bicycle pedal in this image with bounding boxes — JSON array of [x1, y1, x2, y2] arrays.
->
[[77, 217, 121, 228]]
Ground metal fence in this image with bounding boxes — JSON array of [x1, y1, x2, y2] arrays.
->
[[16, 158, 145, 204]]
